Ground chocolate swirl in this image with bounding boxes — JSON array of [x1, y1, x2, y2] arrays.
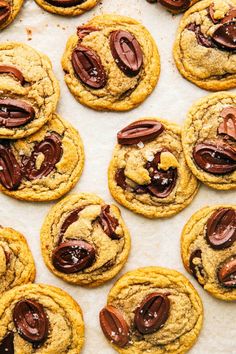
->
[[45, 0, 86, 7], [0, 332, 14, 354], [218, 256, 236, 288], [218, 107, 236, 140], [159, 0, 191, 11], [0, 99, 35, 128], [0, 142, 22, 190], [98, 205, 120, 240], [0, 65, 24, 84], [0, 0, 10, 26]]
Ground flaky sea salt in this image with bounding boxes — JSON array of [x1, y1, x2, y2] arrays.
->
[[137, 141, 144, 149]]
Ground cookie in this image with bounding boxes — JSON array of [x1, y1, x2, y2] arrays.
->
[[181, 205, 236, 301], [34, 0, 99, 16], [0, 0, 23, 30], [173, 0, 236, 90], [108, 118, 199, 218], [0, 113, 84, 201], [61, 14, 160, 111], [0, 42, 60, 139], [99, 267, 203, 354], [182, 92, 236, 190], [41, 193, 131, 287], [0, 283, 84, 353], [146, 0, 199, 13], [0, 226, 35, 294]]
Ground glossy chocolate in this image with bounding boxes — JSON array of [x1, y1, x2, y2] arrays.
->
[[98, 205, 120, 239], [0, 142, 22, 190], [218, 256, 236, 287], [0, 99, 35, 128], [0, 65, 24, 84], [218, 107, 236, 140]]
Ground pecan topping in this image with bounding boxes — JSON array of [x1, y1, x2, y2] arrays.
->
[[187, 23, 214, 48], [134, 293, 170, 334], [52, 240, 96, 273], [0, 142, 22, 190], [193, 142, 236, 174], [0, 332, 14, 354], [0, 65, 24, 84], [0, 0, 10, 26], [99, 305, 130, 348], [117, 120, 164, 145], [218, 107, 236, 140], [77, 26, 98, 40], [72, 45, 107, 89], [13, 299, 49, 348], [110, 30, 143, 77], [45, 0, 86, 7], [206, 208, 236, 249], [98, 205, 120, 239], [159, 0, 190, 11], [22, 133, 62, 180], [212, 22, 236, 51], [218, 256, 236, 288], [189, 249, 204, 281], [0, 99, 35, 128]]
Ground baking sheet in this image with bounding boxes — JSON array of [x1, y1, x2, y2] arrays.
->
[[1, 0, 236, 352]]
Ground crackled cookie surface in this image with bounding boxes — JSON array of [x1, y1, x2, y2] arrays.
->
[[182, 92, 236, 190], [108, 118, 199, 218], [146, 0, 200, 14], [99, 267, 203, 354], [0, 42, 59, 139], [174, 0, 236, 90], [0, 226, 35, 294], [62, 14, 160, 111], [41, 193, 131, 287], [34, 0, 99, 16], [0, 283, 84, 353], [0, 0, 23, 30], [181, 205, 236, 301], [0, 113, 84, 201]]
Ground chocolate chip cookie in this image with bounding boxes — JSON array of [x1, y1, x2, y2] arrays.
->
[[99, 267, 203, 353], [61, 14, 160, 111], [146, 0, 199, 14], [41, 193, 131, 287], [0, 0, 23, 30], [0, 42, 60, 139], [0, 226, 35, 294], [34, 0, 99, 16], [182, 92, 236, 190], [0, 113, 84, 201], [173, 0, 236, 90], [108, 118, 199, 218], [181, 205, 236, 300], [0, 283, 84, 353]]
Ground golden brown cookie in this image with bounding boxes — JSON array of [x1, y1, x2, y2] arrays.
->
[[108, 118, 199, 218], [147, 0, 199, 14], [0, 0, 23, 30], [61, 14, 160, 111], [0, 113, 84, 201], [99, 267, 203, 354], [173, 0, 236, 90], [41, 193, 131, 287], [182, 92, 236, 190], [0, 226, 35, 294], [0, 283, 84, 353], [0, 42, 60, 139], [181, 205, 236, 301], [34, 0, 99, 16]]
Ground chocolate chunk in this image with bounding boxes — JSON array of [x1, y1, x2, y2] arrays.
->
[[134, 293, 170, 334], [13, 299, 49, 348], [218, 256, 236, 287], [212, 22, 236, 51], [99, 305, 130, 347], [0, 65, 24, 84], [58, 208, 83, 244], [146, 151, 177, 198], [117, 120, 164, 145], [0, 142, 22, 190], [0, 0, 10, 26], [187, 23, 214, 48], [22, 133, 62, 180], [189, 249, 204, 281], [72, 45, 107, 89], [77, 26, 98, 40], [218, 107, 236, 140], [221, 8, 236, 24], [115, 168, 128, 190], [146, 0, 157, 3], [193, 142, 236, 174], [0, 332, 14, 354], [98, 205, 120, 240], [159, 0, 190, 11], [52, 240, 96, 273], [110, 30, 143, 77], [208, 3, 219, 24], [0, 99, 35, 128], [206, 208, 236, 249], [45, 0, 85, 7]]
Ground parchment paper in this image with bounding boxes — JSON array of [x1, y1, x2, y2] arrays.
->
[[1, 0, 236, 352]]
